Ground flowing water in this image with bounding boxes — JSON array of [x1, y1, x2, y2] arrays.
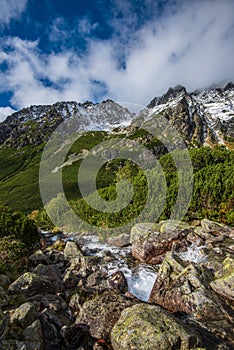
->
[[43, 232, 207, 302]]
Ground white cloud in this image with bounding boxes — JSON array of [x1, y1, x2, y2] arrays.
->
[[78, 18, 98, 35], [0, 0, 234, 111], [0, 0, 28, 27], [0, 106, 16, 122]]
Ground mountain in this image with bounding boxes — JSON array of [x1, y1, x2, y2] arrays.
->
[[0, 83, 233, 214], [1, 82, 234, 149], [137, 82, 234, 148], [0, 100, 133, 148]]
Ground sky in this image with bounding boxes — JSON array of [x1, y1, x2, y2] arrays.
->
[[0, 0, 234, 121]]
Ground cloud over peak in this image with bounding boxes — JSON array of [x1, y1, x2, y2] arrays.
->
[[0, 0, 233, 118]]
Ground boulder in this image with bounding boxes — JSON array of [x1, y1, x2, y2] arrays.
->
[[61, 324, 95, 349], [0, 309, 9, 339], [149, 252, 234, 345], [111, 304, 201, 350], [107, 233, 130, 247], [210, 257, 234, 302], [201, 219, 230, 234], [29, 294, 67, 314], [39, 312, 62, 350], [29, 250, 51, 265], [22, 320, 43, 343], [76, 291, 135, 340], [0, 286, 9, 308], [64, 241, 83, 260], [149, 252, 221, 320], [8, 272, 64, 296], [107, 271, 128, 293], [10, 302, 39, 329], [130, 220, 192, 264], [0, 274, 11, 289], [33, 263, 65, 282]]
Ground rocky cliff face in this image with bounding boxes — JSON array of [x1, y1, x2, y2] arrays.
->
[[137, 82, 234, 148]]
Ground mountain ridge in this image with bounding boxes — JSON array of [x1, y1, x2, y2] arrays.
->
[[1, 82, 233, 149]]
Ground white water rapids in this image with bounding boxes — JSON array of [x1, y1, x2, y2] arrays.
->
[[43, 232, 206, 302]]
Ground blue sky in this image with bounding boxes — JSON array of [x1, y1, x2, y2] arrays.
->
[[0, 0, 234, 121]]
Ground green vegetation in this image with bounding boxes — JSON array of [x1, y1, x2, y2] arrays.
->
[[0, 206, 39, 276], [0, 127, 233, 231]]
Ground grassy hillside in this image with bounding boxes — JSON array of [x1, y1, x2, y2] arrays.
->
[[0, 129, 233, 228]]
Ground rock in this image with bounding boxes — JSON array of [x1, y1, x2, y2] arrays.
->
[[149, 252, 222, 320], [0, 340, 42, 349], [39, 312, 62, 350], [210, 257, 234, 302], [107, 271, 128, 293], [0, 286, 9, 308], [107, 233, 130, 247], [29, 294, 67, 313], [0, 274, 11, 289], [8, 272, 64, 296], [149, 252, 234, 345], [201, 219, 230, 234], [61, 324, 95, 349], [111, 303, 201, 350], [10, 302, 39, 329], [68, 292, 84, 313], [29, 250, 51, 265], [64, 241, 83, 260], [33, 263, 64, 282], [130, 220, 192, 264], [0, 309, 9, 339], [22, 320, 43, 342], [63, 269, 80, 288], [76, 291, 135, 340]]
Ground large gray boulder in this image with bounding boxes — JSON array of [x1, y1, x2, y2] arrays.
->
[[76, 291, 135, 340], [8, 272, 64, 296], [10, 302, 39, 329], [64, 241, 83, 260], [111, 303, 201, 350]]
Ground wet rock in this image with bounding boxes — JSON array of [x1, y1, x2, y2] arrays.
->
[[111, 303, 201, 350], [107, 233, 130, 247], [8, 272, 64, 296], [130, 220, 192, 264], [64, 241, 83, 260], [76, 291, 135, 340], [10, 302, 39, 329]]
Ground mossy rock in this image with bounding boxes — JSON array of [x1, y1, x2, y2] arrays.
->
[[111, 303, 201, 350]]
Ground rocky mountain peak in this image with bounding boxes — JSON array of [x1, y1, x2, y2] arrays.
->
[[0, 100, 133, 147], [147, 85, 187, 108]]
